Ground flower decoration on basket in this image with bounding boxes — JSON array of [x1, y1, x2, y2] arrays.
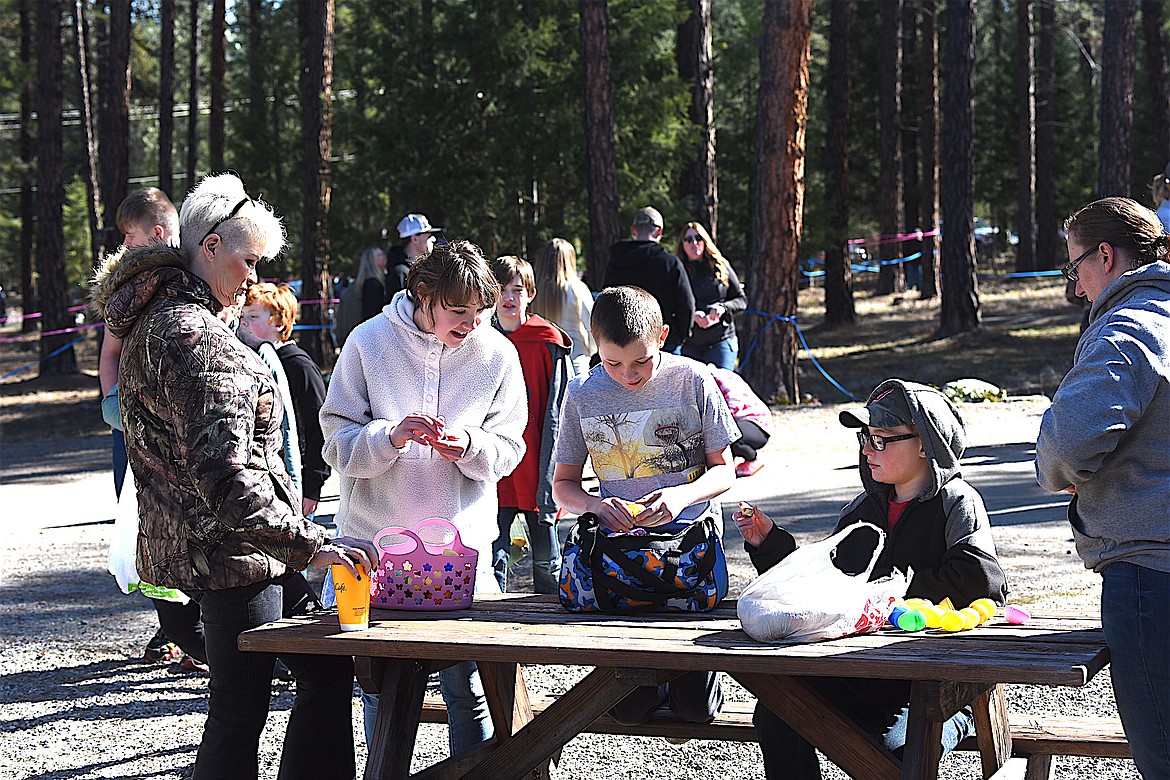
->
[[370, 518, 477, 611]]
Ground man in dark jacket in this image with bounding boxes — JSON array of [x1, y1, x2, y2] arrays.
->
[[603, 206, 695, 352]]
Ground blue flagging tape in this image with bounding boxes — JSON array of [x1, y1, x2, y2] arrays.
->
[[1, 334, 87, 380], [292, 324, 333, 331], [738, 309, 859, 401], [803, 251, 923, 277], [976, 269, 1064, 280]]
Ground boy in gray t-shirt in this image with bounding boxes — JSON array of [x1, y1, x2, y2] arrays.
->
[[552, 285, 738, 729]]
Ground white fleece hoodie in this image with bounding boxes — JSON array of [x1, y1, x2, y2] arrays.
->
[[320, 290, 528, 563]]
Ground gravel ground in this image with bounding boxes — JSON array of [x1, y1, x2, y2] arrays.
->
[[0, 400, 1138, 779]]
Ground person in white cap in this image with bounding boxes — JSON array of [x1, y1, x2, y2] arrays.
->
[[386, 213, 443, 302]]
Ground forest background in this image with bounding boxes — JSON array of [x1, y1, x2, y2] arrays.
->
[[0, 0, 1167, 404]]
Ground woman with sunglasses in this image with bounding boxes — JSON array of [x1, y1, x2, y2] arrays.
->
[[674, 222, 746, 370], [1037, 197, 1170, 780], [91, 173, 377, 780]]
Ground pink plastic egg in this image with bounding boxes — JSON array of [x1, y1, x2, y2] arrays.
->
[[1005, 604, 1031, 625]]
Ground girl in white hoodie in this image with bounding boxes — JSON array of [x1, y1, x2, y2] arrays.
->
[[321, 239, 528, 757]]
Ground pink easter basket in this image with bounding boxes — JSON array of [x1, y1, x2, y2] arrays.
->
[[370, 518, 477, 611]]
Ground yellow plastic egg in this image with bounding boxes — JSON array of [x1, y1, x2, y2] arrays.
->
[[959, 608, 981, 630], [921, 605, 944, 628], [970, 600, 995, 623], [940, 610, 965, 632], [938, 597, 956, 612], [904, 598, 933, 609]]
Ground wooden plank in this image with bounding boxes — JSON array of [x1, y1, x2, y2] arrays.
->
[[974, 685, 1012, 777], [365, 659, 430, 780], [476, 662, 553, 779], [1024, 756, 1053, 780], [355, 655, 388, 694], [902, 681, 945, 780], [985, 757, 1028, 780], [734, 672, 901, 780]]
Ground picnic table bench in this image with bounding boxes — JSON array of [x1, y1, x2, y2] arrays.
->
[[238, 594, 1121, 780]]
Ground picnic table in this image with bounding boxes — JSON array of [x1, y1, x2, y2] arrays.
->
[[237, 594, 1110, 780]]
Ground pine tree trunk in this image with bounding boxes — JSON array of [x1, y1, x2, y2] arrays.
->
[[159, 0, 175, 198], [19, 0, 37, 333], [298, 0, 335, 367], [1098, 0, 1136, 198], [99, 0, 130, 255], [1015, 0, 1036, 272], [578, 0, 621, 289], [676, 0, 718, 238], [1141, 0, 1170, 164], [210, 0, 226, 172], [247, 0, 272, 198], [824, 0, 854, 326], [186, 0, 200, 189], [901, 2, 920, 290], [919, 0, 940, 299], [1035, 0, 1058, 271], [877, 0, 904, 295], [36, 0, 77, 375], [939, 0, 980, 337], [73, 0, 102, 270], [743, 0, 813, 404]]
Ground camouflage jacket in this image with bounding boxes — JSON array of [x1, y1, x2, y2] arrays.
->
[[90, 244, 326, 592]]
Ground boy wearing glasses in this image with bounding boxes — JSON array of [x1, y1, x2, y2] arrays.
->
[[734, 378, 1007, 780]]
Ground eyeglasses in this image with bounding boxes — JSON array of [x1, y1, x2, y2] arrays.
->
[[200, 196, 252, 246], [1062, 244, 1099, 283], [857, 430, 919, 452], [683, 235, 704, 244]]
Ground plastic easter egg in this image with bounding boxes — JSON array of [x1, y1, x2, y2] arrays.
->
[[938, 597, 956, 612], [896, 609, 927, 632], [904, 598, 933, 610], [921, 605, 944, 628], [970, 600, 995, 623], [1005, 604, 1031, 625], [959, 608, 981, 630], [971, 598, 997, 619], [940, 610, 965, 632]]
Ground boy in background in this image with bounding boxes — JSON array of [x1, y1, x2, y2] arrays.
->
[[99, 188, 186, 666], [489, 256, 574, 594], [735, 379, 1008, 779], [552, 285, 737, 729]]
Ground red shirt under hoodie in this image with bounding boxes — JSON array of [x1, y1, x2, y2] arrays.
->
[[497, 313, 567, 511]]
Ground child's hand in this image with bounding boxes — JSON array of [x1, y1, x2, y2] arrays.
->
[[630, 490, 685, 528], [734, 503, 773, 548], [593, 497, 637, 532], [389, 413, 445, 450], [430, 427, 469, 461]]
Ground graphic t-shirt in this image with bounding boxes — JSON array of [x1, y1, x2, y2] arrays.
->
[[553, 352, 738, 523]]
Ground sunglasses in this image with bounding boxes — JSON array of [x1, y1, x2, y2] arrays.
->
[[1062, 244, 1099, 283], [683, 235, 704, 244], [200, 196, 253, 246], [856, 430, 918, 452]]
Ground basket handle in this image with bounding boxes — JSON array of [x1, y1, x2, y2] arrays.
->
[[412, 517, 475, 556], [373, 526, 422, 556]]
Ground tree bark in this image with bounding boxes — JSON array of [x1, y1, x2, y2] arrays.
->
[[676, 0, 718, 238], [939, 0, 980, 336], [743, 0, 813, 404], [578, 0, 621, 289], [877, 0, 904, 295], [19, 0, 37, 333], [298, 0, 335, 366], [98, 0, 130, 255], [919, 0, 940, 298], [1098, 0, 1136, 198], [73, 0, 102, 271], [36, 0, 77, 375], [159, 0, 175, 198], [186, 0, 200, 189], [823, 0, 854, 326], [246, 0, 273, 199], [901, 1, 920, 290], [1141, 0, 1170, 164], [210, 0, 226, 172], [1015, 0, 1036, 272], [1035, 0, 1057, 270]]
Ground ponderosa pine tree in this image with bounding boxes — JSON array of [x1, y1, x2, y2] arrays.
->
[[1098, 0, 1136, 197], [159, 0, 175, 199], [919, 0, 940, 298], [823, 0, 854, 326], [677, 0, 718, 238], [1016, 0, 1036, 273], [877, 0, 904, 296], [579, 0, 620, 288]]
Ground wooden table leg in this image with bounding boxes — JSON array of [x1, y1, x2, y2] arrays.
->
[[973, 684, 1012, 778], [902, 681, 945, 780], [476, 661, 552, 778], [363, 658, 431, 780], [733, 672, 901, 780]]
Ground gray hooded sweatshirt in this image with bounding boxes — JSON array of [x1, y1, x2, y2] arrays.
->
[[1036, 261, 1170, 574]]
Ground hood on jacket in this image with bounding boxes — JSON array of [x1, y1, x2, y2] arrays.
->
[[89, 243, 217, 338], [1087, 260, 1170, 325], [849, 379, 967, 502]]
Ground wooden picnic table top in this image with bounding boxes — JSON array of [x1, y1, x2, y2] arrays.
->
[[239, 593, 1108, 689]]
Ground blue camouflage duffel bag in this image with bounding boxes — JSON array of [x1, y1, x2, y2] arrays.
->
[[557, 512, 728, 613]]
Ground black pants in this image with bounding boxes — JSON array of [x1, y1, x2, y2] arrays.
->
[[731, 418, 770, 462], [193, 576, 355, 780]]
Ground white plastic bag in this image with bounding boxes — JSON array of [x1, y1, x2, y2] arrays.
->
[[737, 522, 907, 643], [107, 468, 190, 604]]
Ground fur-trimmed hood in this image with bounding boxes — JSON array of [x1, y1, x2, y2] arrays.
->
[[89, 242, 219, 338]]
